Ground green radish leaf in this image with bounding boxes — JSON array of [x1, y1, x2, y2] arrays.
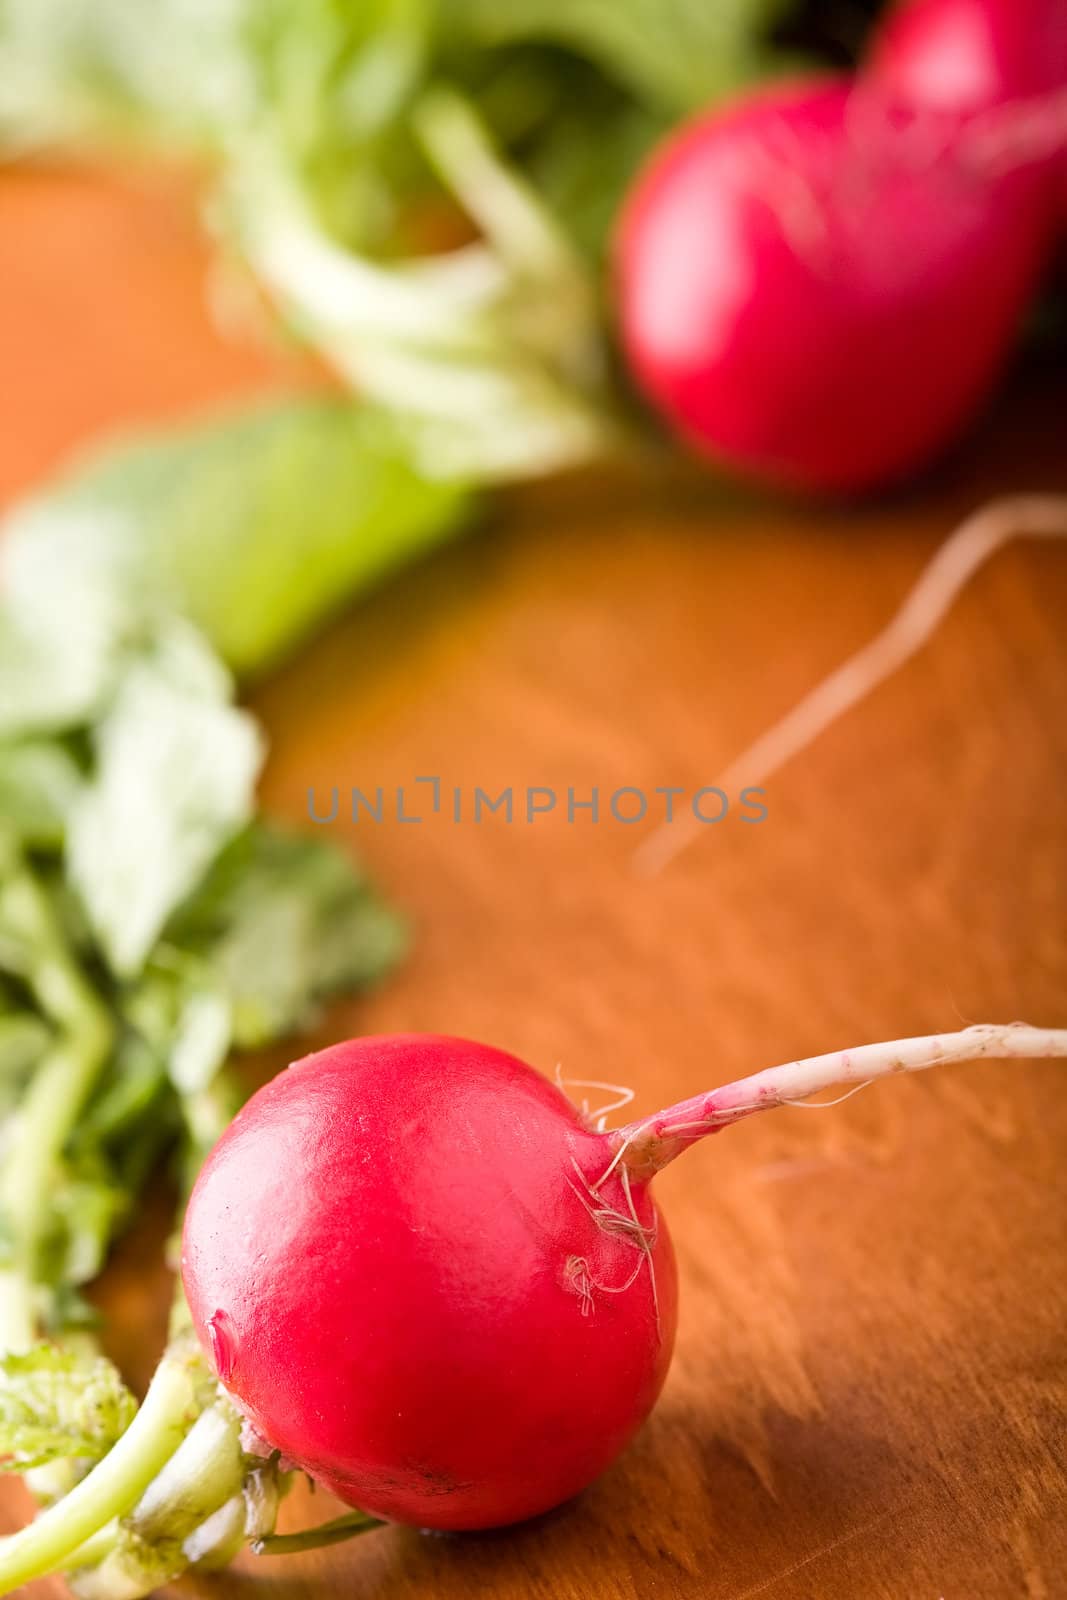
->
[[67, 627, 263, 979], [0, 1012, 50, 1118], [168, 826, 407, 1048], [0, 1346, 137, 1471], [0, 743, 85, 849], [0, 399, 470, 680], [41, 1161, 129, 1293], [444, 0, 791, 114], [0, 507, 137, 738]]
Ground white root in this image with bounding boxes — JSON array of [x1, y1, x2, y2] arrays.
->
[[565, 1155, 662, 1332], [636, 495, 1067, 875], [555, 1067, 636, 1130], [613, 1022, 1067, 1177]]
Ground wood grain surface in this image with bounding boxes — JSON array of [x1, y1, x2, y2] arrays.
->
[[1, 164, 1066, 1600]]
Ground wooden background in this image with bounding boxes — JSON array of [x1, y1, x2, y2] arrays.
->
[[1, 164, 1065, 1600]]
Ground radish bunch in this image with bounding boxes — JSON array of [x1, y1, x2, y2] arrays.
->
[[617, 0, 1066, 493]]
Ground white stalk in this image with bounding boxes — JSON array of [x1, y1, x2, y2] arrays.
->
[[0, 1354, 198, 1593], [616, 1023, 1067, 1177]]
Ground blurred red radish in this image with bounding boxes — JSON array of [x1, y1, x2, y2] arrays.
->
[[615, 78, 1053, 493], [867, 0, 1067, 114], [866, 0, 1067, 226], [182, 1025, 1067, 1533]]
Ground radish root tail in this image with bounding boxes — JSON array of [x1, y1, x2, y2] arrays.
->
[[612, 1021, 1067, 1178], [636, 495, 1067, 876]]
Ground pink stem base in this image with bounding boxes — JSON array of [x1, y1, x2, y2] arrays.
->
[[614, 1023, 1067, 1179]]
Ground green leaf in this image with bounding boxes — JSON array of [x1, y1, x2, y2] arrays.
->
[[0, 1346, 137, 1472], [0, 1012, 50, 1085], [0, 507, 137, 738], [445, 0, 790, 115], [42, 1163, 129, 1291], [67, 627, 263, 979], [0, 0, 434, 235], [75, 1035, 173, 1155], [0, 0, 246, 150], [0, 1000, 50, 1121], [152, 824, 407, 1051], [0, 398, 470, 680], [0, 743, 85, 849]]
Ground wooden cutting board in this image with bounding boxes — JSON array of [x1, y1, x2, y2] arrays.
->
[[1, 163, 1065, 1600]]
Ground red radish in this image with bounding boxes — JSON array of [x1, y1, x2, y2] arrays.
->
[[867, 0, 1067, 116], [866, 0, 1067, 222], [182, 1035, 677, 1531], [182, 1023, 1067, 1531], [615, 78, 1052, 493]]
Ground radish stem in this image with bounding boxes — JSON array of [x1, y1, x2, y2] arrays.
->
[[252, 1508, 382, 1557], [615, 1022, 1067, 1177], [0, 857, 114, 1353], [0, 1350, 200, 1592]]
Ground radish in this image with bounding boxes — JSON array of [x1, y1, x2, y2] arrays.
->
[[181, 1035, 677, 1531], [866, 0, 1067, 223], [180, 1024, 1067, 1532], [615, 77, 1053, 492], [867, 0, 1067, 116]]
